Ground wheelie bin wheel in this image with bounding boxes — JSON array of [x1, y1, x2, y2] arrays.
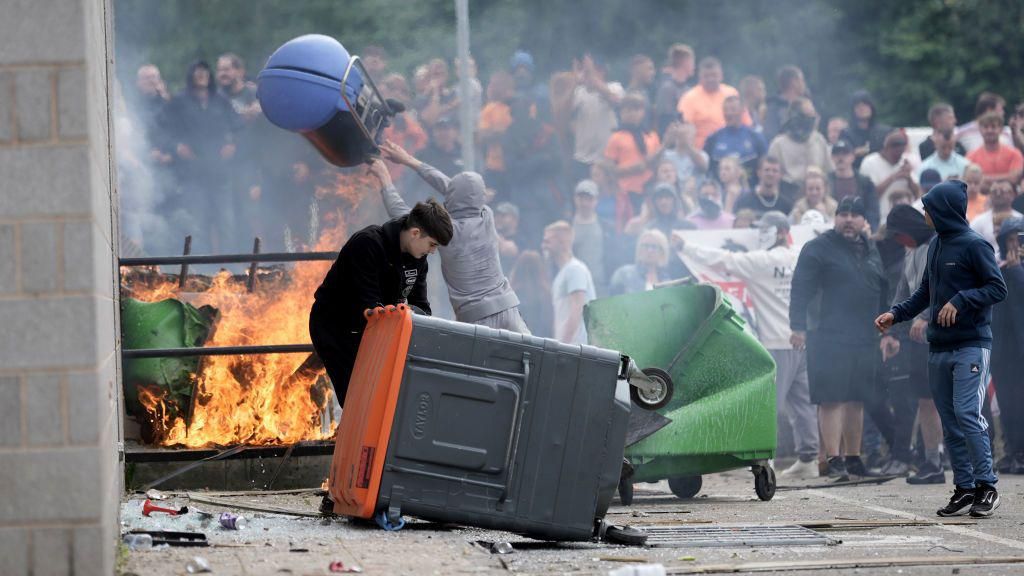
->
[[753, 465, 776, 501], [668, 475, 702, 499], [604, 524, 649, 546], [630, 367, 674, 410]]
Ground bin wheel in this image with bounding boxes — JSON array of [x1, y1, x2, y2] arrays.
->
[[753, 465, 776, 501], [631, 367, 674, 410], [604, 524, 649, 546], [668, 475, 702, 499]]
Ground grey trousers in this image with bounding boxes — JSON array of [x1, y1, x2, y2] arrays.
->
[[475, 306, 531, 335], [771, 348, 819, 461]]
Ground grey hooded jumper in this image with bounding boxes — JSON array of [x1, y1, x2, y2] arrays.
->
[[380, 163, 521, 324]]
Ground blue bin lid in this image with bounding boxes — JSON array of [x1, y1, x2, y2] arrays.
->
[[264, 34, 351, 81]]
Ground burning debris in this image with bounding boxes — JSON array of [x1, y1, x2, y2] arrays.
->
[[121, 168, 384, 448]]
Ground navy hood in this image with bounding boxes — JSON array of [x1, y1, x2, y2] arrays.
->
[[921, 180, 970, 238]]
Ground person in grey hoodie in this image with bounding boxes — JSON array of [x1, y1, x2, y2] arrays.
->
[[876, 180, 1007, 518], [370, 140, 529, 333]]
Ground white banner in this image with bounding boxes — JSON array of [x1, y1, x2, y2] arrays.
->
[[674, 224, 831, 333]]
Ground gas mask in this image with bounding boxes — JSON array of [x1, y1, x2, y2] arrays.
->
[[787, 114, 817, 142], [758, 225, 779, 250], [698, 196, 722, 220]]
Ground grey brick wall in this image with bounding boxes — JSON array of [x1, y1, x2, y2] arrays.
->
[[0, 1, 121, 575]]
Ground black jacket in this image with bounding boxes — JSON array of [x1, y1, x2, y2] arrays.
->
[[312, 217, 431, 333], [790, 229, 888, 343], [891, 181, 1007, 351], [992, 263, 1024, 369]]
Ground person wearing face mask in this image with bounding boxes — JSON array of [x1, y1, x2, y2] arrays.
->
[[688, 180, 736, 230], [675, 211, 820, 477], [791, 196, 888, 481], [767, 97, 834, 187]]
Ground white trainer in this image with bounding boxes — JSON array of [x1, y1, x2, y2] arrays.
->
[[779, 458, 820, 479]]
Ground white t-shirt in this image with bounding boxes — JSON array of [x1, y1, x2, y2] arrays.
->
[[552, 257, 597, 344], [860, 152, 916, 221], [917, 152, 971, 181], [571, 83, 625, 164], [682, 243, 797, 350], [970, 209, 1023, 259]]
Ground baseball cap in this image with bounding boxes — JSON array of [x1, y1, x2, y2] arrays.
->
[[754, 210, 791, 231], [574, 179, 599, 197], [919, 168, 942, 190], [837, 196, 866, 217], [831, 139, 854, 155]]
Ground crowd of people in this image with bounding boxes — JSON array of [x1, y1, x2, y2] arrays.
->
[[118, 42, 1024, 492]]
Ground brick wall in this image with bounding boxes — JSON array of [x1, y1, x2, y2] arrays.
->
[[0, 1, 121, 575]]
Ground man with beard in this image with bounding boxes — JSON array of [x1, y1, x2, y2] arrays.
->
[[876, 181, 1007, 518], [767, 97, 833, 187], [677, 211, 820, 478], [791, 196, 887, 481]]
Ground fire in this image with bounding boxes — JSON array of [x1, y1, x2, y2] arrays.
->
[[128, 168, 383, 448]]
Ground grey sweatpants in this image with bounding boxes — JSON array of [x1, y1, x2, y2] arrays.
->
[[475, 306, 531, 335], [770, 348, 819, 461]]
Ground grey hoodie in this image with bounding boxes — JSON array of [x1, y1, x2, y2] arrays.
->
[[380, 164, 520, 323]]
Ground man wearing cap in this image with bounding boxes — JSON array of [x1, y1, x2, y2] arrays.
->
[[675, 211, 820, 478], [829, 138, 880, 230], [572, 179, 617, 295], [860, 130, 920, 222], [876, 180, 1007, 518], [791, 196, 887, 481]]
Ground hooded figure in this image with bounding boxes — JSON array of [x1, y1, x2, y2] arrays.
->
[[846, 90, 890, 159], [380, 163, 526, 331], [886, 180, 1007, 514]]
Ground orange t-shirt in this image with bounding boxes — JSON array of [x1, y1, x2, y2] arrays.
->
[[676, 84, 751, 149], [966, 144, 1024, 178], [966, 191, 988, 223], [478, 101, 512, 172], [604, 130, 661, 194]]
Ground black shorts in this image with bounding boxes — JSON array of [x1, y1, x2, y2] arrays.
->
[[806, 335, 876, 404]]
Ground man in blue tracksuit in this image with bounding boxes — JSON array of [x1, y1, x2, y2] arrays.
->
[[875, 180, 1007, 518]]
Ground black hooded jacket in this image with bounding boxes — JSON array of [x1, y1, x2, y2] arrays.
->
[[891, 181, 1007, 351], [312, 217, 431, 334]]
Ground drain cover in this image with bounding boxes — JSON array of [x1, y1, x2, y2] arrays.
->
[[639, 524, 837, 548]]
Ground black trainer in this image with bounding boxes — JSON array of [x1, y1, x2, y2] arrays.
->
[[826, 456, 849, 482], [845, 455, 879, 478], [907, 463, 946, 485], [969, 483, 1000, 518], [937, 486, 975, 517]]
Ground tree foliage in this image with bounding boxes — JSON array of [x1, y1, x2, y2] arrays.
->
[[114, 0, 1024, 126]]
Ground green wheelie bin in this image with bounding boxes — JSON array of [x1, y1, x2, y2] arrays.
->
[[585, 282, 777, 503]]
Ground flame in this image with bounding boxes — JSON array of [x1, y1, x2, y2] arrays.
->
[[129, 169, 382, 448]]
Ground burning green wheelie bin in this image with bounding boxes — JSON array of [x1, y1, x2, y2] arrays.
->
[[585, 282, 777, 502]]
